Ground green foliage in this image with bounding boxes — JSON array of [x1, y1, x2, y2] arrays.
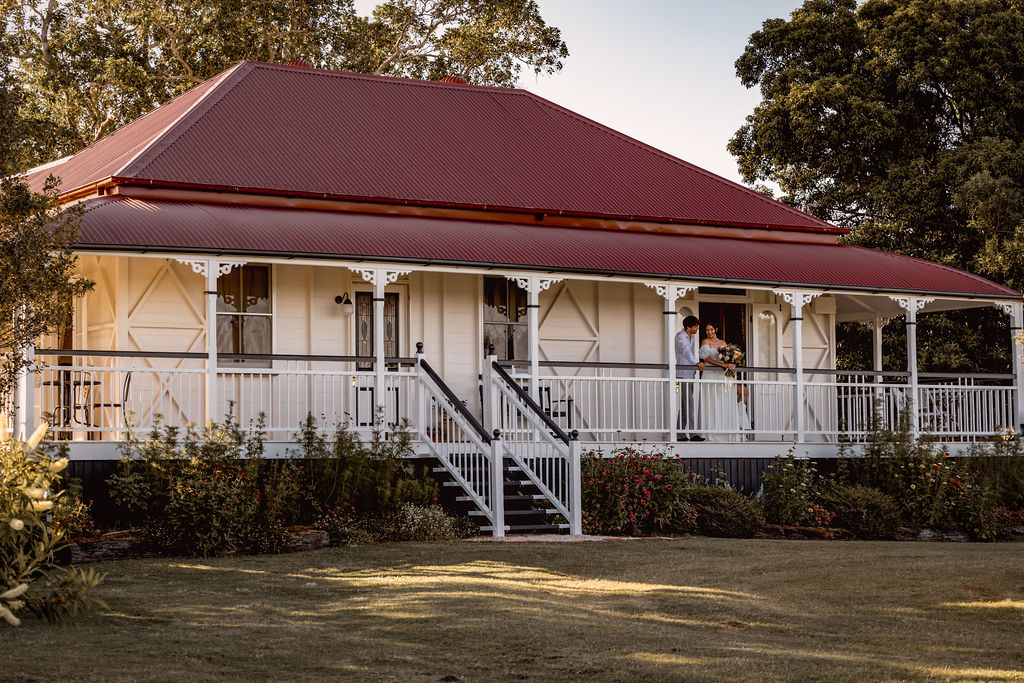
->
[[7, 0, 567, 166], [732, 0, 1024, 373], [761, 450, 832, 527], [373, 503, 475, 542], [314, 504, 471, 545], [289, 413, 438, 519], [679, 485, 765, 539], [819, 484, 900, 539], [1, 425, 105, 627], [109, 411, 267, 557], [580, 447, 698, 536]]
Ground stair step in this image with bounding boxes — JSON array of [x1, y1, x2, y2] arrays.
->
[[455, 494, 547, 502], [506, 524, 570, 532], [478, 526, 511, 532], [468, 509, 557, 517]]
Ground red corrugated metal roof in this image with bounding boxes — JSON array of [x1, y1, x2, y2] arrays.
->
[[26, 61, 837, 233], [74, 197, 1018, 297]]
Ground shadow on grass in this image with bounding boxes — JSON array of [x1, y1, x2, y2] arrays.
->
[[5, 539, 1024, 681]]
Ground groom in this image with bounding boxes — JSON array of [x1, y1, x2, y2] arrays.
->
[[675, 315, 705, 441]]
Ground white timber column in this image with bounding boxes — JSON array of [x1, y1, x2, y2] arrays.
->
[[351, 267, 410, 417], [12, 344, 34, 441], [645, 282, 694, 441], [889, 296, 933, 437], [774, 290, 821, 442], [177, 258, 245, 425], [507, 275, 562, 402], [870, 317, 885, 380], [1004, 302, 1024, 432]]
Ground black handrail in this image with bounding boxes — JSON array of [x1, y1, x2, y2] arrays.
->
[[418, 358, 491, 444], [491, 361, 571, 445], [36, 348, 209, 359]]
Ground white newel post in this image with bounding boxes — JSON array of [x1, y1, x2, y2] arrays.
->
[[415, 342, 426, 441], [568, 432, 582, 535], [774, 290, 821, 442], [890, 296, 932, 438], [1009, 303, 1024, 432], [483, 349, 500, 436], [490, 430, 505, 538]]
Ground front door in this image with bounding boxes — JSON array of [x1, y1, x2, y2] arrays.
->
[[355, 292, 399, 426]]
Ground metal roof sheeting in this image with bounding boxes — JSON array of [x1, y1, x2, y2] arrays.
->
[[27, 61, 836, 233], [75, 197, 1018, 298]]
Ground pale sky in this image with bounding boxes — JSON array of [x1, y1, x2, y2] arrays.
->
[[354, 0, 801, 185]]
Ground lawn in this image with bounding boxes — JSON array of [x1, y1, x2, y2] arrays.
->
[[3, 538, 1023, 681]]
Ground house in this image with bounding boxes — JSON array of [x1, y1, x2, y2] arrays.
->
[[10, 60, 1022, 534]]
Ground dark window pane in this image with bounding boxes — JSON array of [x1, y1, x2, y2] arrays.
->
[[512, 283, 527, 322], [216, 315, 240, 355], [241, 316, 271, 355], [484, 324, 508, 360], [242, 266, 270, 313], [511, 323, 528, 360], [483, 277, 508, 323], [217, 269, 241, 313]]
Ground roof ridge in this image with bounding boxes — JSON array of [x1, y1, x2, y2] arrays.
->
[[515, 89, 839, 232], [241, 60, 523, 95], [121, 61, 254, 177]]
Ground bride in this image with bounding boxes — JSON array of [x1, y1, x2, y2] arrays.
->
[[698, 323, 751, 442]]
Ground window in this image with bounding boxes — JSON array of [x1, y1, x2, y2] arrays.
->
[[217, 265, 271, 365], [483, 277, 527, 360], [355, 292, 399, 370]]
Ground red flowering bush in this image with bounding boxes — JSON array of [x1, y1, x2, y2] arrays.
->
[[581, 446, 697, 536]]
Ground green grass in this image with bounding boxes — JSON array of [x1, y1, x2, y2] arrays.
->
[[4, 538, 1024, 681]]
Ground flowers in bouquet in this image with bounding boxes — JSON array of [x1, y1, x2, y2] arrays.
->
[[719, 344, 744, 378]]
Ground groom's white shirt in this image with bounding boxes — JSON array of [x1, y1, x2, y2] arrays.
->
[[675, 329, 699, 379]]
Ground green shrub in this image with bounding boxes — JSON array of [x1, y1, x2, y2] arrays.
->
[[581, 447, 698, 536], [108, 410, 266, 557], [375, 504, 475, 542], [761, 451, 832, 526], [290, 413, 438, 519], [1, 424, 105, 627], [314, 507, 376, 546], [819, 484, 900, 539], [680, 486, 764, 538]]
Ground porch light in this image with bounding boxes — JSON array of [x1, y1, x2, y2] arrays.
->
[[335, 292, 354, 316]]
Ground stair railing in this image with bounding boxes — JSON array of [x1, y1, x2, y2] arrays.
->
[[415, 344, 504, 535], [484, 351, 582, 534]]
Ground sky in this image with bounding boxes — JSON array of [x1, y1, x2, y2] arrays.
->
[[354, 0, 802, 185]]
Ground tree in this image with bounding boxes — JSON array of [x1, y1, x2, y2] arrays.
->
[[1, 14, 90, 405], [730, 0, 1024, 372], [6, 0, 568, 167]]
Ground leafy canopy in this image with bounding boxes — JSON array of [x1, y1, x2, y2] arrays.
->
[[6, 0, 568, 166], [731, 0, 1024, 371]]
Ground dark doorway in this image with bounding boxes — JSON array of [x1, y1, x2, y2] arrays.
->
[[698, 302, 747, 349]]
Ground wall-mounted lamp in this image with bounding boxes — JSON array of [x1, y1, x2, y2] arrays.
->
[[335, 292, 354, 316]]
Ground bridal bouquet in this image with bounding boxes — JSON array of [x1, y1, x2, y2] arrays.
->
[[719, 344, 744, 378]]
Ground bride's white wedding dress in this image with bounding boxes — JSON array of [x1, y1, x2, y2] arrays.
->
[[699, 344, 752, 442]]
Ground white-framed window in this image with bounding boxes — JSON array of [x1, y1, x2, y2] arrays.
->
[[483, 276, 527, 361], [216, 265, 271, 366]]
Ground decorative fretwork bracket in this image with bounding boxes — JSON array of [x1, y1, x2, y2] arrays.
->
[[888, 296, 934, 313], [175, 258, 246, 278], [994, 302, 1016, 316], [772, 290, 823, 309], [644, 282, 696, 303], [506, 275, 564, 293], [349, 267, 411, 286]]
